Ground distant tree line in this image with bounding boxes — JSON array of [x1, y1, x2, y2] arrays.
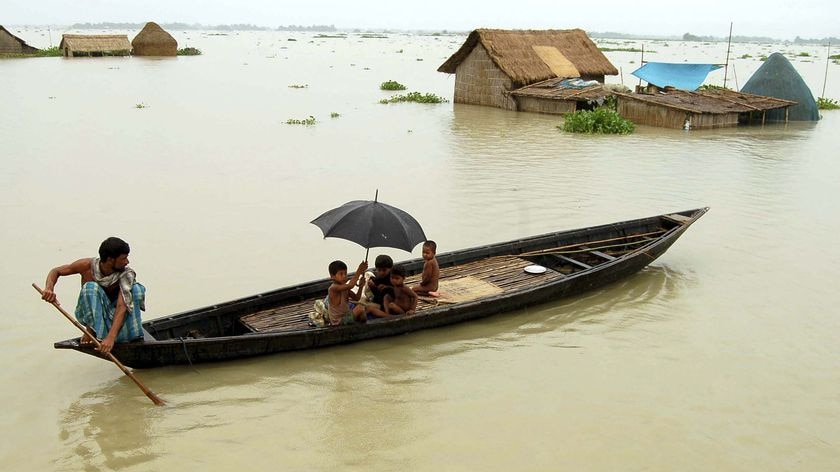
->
[[70, 22, 336, 32], [682, 32, 838, 44], [592, 30, 838, 45]]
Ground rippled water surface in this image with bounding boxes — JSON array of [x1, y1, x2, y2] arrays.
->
[[2, 30, 839, 471]]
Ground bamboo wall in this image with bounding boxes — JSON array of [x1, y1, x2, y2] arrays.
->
[[617, 98, 738, 129], [516, 96, 577, 115], [453, 44, 516, 110], [0, 30, 37, 54]]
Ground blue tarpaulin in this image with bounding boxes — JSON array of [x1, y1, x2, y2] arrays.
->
[[631, 62, 723, 91]]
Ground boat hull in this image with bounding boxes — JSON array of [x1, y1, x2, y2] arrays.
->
[[55, 208, 707, 368]]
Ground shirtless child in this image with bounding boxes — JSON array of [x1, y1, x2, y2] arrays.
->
[[383, 264, 417, 316], [327, 260, 368, 326], [412, 240, 439, 296]]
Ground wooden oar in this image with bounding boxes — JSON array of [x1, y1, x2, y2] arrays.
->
[[32, 283, 166, 406]]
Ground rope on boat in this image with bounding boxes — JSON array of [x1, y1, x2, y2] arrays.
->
[[179, 337, 199, 373]]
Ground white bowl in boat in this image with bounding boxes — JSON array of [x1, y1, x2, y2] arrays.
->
[[524, 265, 547, 274]]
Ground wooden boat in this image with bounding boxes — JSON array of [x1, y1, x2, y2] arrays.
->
[[55, 208, 708, 368]]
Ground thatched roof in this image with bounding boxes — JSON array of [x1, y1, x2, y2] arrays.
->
[[741, 52, 819, 121], [615, 88, 795, 115], [0, 25, 39, 53], [511, 77, 629, 101], [59, 34, 131, 52], [438, 29, 618, 86], [132, 22, 177, 56]]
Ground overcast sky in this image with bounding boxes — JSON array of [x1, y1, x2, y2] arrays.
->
[[4, 0, 836, 39]]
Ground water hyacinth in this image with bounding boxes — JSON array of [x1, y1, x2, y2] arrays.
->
[[560, 108, 635, 134]]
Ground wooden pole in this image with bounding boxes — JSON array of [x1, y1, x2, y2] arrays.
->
[[32, 284, 166, 406], [638, 44, 644, 90], [723, 22, 733, 89], [822, 42, 831, 98]]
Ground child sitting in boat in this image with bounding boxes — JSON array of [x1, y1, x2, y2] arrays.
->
[[384, 264, 417, 316], [327, 260, 368, 326], [412, 240, 440, 296], [365, 254, 394, 319]]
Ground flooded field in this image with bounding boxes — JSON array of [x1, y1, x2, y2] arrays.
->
[[1, 29, 839, 471]]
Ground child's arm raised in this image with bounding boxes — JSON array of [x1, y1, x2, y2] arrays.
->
[[346, 260, 368, 297]]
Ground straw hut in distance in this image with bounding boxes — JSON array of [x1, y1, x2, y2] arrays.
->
[[132, 22, 177, 56], [0, 25, 39, 54], [741, 52, 819, 121], [438, 29, 618, 112], [59, 34, 131, 57]]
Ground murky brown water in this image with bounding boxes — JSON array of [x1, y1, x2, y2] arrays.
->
[[2, 29, 839, 471]]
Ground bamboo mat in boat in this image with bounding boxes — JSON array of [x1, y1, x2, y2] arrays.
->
[[240, 255, 564, 333], [417, 276, 503, 305]]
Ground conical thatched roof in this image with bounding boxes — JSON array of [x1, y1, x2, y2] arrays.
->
[[741, 52, 818, 121], [438, 29, 617, 87], [132, 22, 177, 56]]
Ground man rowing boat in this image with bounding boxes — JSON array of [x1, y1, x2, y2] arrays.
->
[[41, 237, 145, 354]]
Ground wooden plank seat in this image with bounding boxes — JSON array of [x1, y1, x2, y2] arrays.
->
[[240, 255, 565, 333]]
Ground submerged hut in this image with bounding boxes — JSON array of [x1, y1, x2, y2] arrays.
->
[[615, 88, 796, 130], [510, 78, 629, 114], [741, 52, 819, 121], [0, 25, 39, 54], [132, 22, 177, 56], [59, 34, 131, 57], [437, 29, 618, 111]]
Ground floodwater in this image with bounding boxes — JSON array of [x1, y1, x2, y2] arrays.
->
[[2, 29, 839, 471]]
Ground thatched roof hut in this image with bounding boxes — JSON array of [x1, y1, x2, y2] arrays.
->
[[741, 53, 819, 121], [59, 34, 131, 57], [615, 88, 796, 130], [0, 25, 39, 54], [510, 78, 629, 115], [132, 22, 177, 56], [438, 29, 617, 110]]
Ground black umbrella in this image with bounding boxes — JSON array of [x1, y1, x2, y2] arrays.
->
[[311, 190, 427, 261]]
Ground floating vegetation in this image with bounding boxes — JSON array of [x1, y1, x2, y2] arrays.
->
[[315, 34, 346, 39], [286, 116, 316, 125], [135, 103, 148, 109], [330, 112, 340, 118], [396, 49, 404, 53], [817, 97, 840, 110], [1, 46, 62, 58], [759, 55, 768, 61], [288, 84, 308, 89], [797, 52, 810, 57], [36, 46, 62, 57], [416, 58, 424, 61], [380, 80, 407, 91], [360, 33, 387, 39], [177, 47, 202, 56], [740, 53, 752, 59], [830, 54, 840, 60], [560, 108, 634, 135], [379, 92, 448, 104]]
